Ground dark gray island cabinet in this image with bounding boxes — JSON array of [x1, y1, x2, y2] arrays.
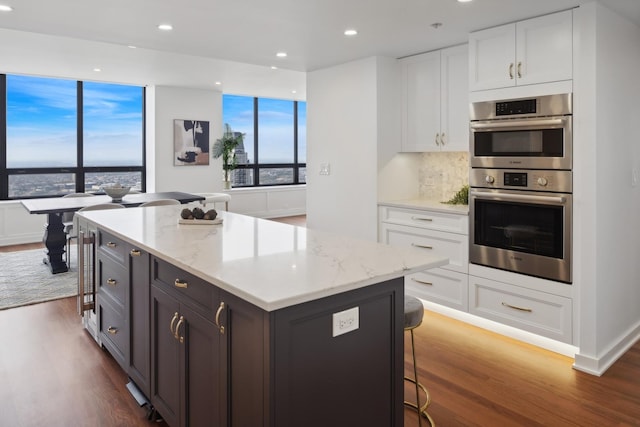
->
[[77, 208, 447, 427], [148, 256, 404, 427]]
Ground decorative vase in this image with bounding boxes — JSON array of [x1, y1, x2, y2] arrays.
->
[[223, 180, 232, 190]]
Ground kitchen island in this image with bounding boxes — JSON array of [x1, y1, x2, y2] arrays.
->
[[76, 206, 447, 427]]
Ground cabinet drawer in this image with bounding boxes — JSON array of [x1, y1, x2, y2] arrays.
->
[[99, 298, 128, 368], [469, 275, 572, 344], [406, 268, 468, 311], [379, 205, 468, 234], [98, 256, 127, 307], [381, 223, 468, 273], [98, 230, 127, 264], [152, 257, 217, 315]]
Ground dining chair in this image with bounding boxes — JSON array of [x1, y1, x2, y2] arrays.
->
[[139, 199, 181, 207], [62, 193, 96, 266], [67, 203, 125, 267]]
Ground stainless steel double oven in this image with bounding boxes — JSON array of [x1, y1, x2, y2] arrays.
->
[[469, 93, 573, 283]]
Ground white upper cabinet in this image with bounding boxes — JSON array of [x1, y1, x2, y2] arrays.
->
[[469, 10, 573, 91], [401, 44, 469, 152]]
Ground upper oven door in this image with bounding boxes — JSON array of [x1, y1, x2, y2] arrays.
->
[[470, 115, 572, 170]]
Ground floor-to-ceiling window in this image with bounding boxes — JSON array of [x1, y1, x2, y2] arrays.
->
[[0, 74, 145, 200], [222, 94, 306, 187]]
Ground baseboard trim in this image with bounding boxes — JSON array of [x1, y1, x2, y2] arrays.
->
[[573, 321, 640, 376]]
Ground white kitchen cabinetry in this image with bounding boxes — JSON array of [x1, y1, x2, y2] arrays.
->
[[469, 10, 573, 91], [379, 204, 469, 311], [468, 275, 573, 344], [400, 44, 468, 152]]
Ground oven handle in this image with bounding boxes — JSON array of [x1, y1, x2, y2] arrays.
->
[[470, 117, 565, 130], [470, 190, 566, 205]]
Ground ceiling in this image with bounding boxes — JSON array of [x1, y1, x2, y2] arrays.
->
[[0, 0, 639, 96]]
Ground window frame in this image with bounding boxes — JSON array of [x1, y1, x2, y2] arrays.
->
[[225, 95, 306, 188], [0, 74, 146, 200]]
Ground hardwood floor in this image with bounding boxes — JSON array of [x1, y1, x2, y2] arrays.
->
[[3, 217, 640, 426]]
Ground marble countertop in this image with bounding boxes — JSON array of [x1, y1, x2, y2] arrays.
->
[[77, 207, 447, 311], [378, 198, 469, 215]]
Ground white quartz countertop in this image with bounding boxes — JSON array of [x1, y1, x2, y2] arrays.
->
[[77, 207, 448, 311], [378, 198, 469, 215]]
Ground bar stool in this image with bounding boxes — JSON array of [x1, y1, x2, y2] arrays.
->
[[404, 295, 434, 427]]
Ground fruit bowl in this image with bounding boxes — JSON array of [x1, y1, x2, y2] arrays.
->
[[102, 185, 131, 202]]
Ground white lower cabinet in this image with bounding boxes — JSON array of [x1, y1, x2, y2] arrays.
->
[[468, 275, 572, 344], [406, 268, 468, 311]]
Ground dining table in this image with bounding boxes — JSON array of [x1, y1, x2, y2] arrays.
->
[[21, 191, 205, 274]]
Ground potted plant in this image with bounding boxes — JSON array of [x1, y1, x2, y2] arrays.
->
[[212, 123, 244, 189]]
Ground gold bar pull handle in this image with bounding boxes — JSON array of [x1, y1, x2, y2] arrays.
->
[[435, 133, 440, 146], [501, 302, 533, 313], [174, 279, 188, 289], [130, 249, 141, 256], [106, 278, 117, 286], [106, 242, 117, 248], [411, 243, 433, 250], [411, 216, 433, 222], [411, 277, 433, 286], [170, 312, 179, 336], [215, 302, 226, 334], [509, 63, 514, 79], [175, 316, 185, 343], [440, 132, 446, 145], [107, 326, 118, 335]]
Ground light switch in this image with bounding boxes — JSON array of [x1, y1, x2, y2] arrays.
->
[[319, 163, 330, 176]]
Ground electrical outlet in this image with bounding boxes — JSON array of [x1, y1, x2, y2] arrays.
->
[[332, 307, 359, 337]]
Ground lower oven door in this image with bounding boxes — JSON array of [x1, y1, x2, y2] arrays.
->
[[470, 188, 572, 283]]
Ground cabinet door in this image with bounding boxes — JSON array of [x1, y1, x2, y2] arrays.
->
[[181, 304, 222, 427], [516, 10, 573, 86], [128, 246, 150, 397], [440, 44, 469, 152], [150, 285, 183, 427], [469, 23, 516, 91], [401, 51, 441, 152]]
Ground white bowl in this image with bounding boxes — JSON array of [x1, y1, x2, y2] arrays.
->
[[102, 185, 131, 202]]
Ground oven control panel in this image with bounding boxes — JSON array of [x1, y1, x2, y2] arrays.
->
[[470, 169, 572, 193]]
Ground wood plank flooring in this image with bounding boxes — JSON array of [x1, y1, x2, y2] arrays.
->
[[2, 217, 640, 426]]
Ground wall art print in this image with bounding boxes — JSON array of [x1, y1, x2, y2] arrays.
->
[[174, 119, 210, 166]]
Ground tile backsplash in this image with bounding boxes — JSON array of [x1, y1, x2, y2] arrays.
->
[[418, 151, 469, 202]]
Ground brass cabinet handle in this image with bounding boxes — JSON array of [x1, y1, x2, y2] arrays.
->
[[517, 61, 522, 78], [130, 249, 141, 256], [107, 326, 118, 335], [215, 302, 225, 334], [509, 63, 514, 79], [175, 316, 185, 343], [440, 132, 446, 145], [411, 243, 433, 250], [106, 278, 117, 286], [410, 216, 433, 222], [106, 242, 117, 248], [174, 279, 188, 289], [435, 133, 440, 146], [170, 312, 179, 336], [411, 277, 433, 286], [501, 302, 533, 313]]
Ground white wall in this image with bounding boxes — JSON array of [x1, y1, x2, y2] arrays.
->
[[573, 2, 640, 375]]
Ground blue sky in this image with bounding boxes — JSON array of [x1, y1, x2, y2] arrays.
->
[[223, 94, 306, 164], [6, 75, 143, 167]]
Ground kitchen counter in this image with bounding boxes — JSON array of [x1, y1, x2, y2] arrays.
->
[[77, 206, 447, 311], [379, 198, 469, 215]]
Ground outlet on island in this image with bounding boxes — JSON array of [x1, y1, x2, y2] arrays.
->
[[332, 306, 359, 337]]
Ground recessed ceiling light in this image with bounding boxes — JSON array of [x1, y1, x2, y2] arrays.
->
[[276, 52, 287, 58], [292, 90, 297, 94], [458, 0, 473, 2], [0, 5, 13, 12], [127, 45, 137, 49], [158, 24, 173, 31], [93, 68, 102, 72], [271, 66, 278, 70], [344, 29, 358, 36], [215, 81, 222, 85]]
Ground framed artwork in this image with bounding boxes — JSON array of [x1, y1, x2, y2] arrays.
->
[[174, 119, 210, 166]]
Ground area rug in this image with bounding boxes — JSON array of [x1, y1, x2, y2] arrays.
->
[[0, 249, 77, 310]]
